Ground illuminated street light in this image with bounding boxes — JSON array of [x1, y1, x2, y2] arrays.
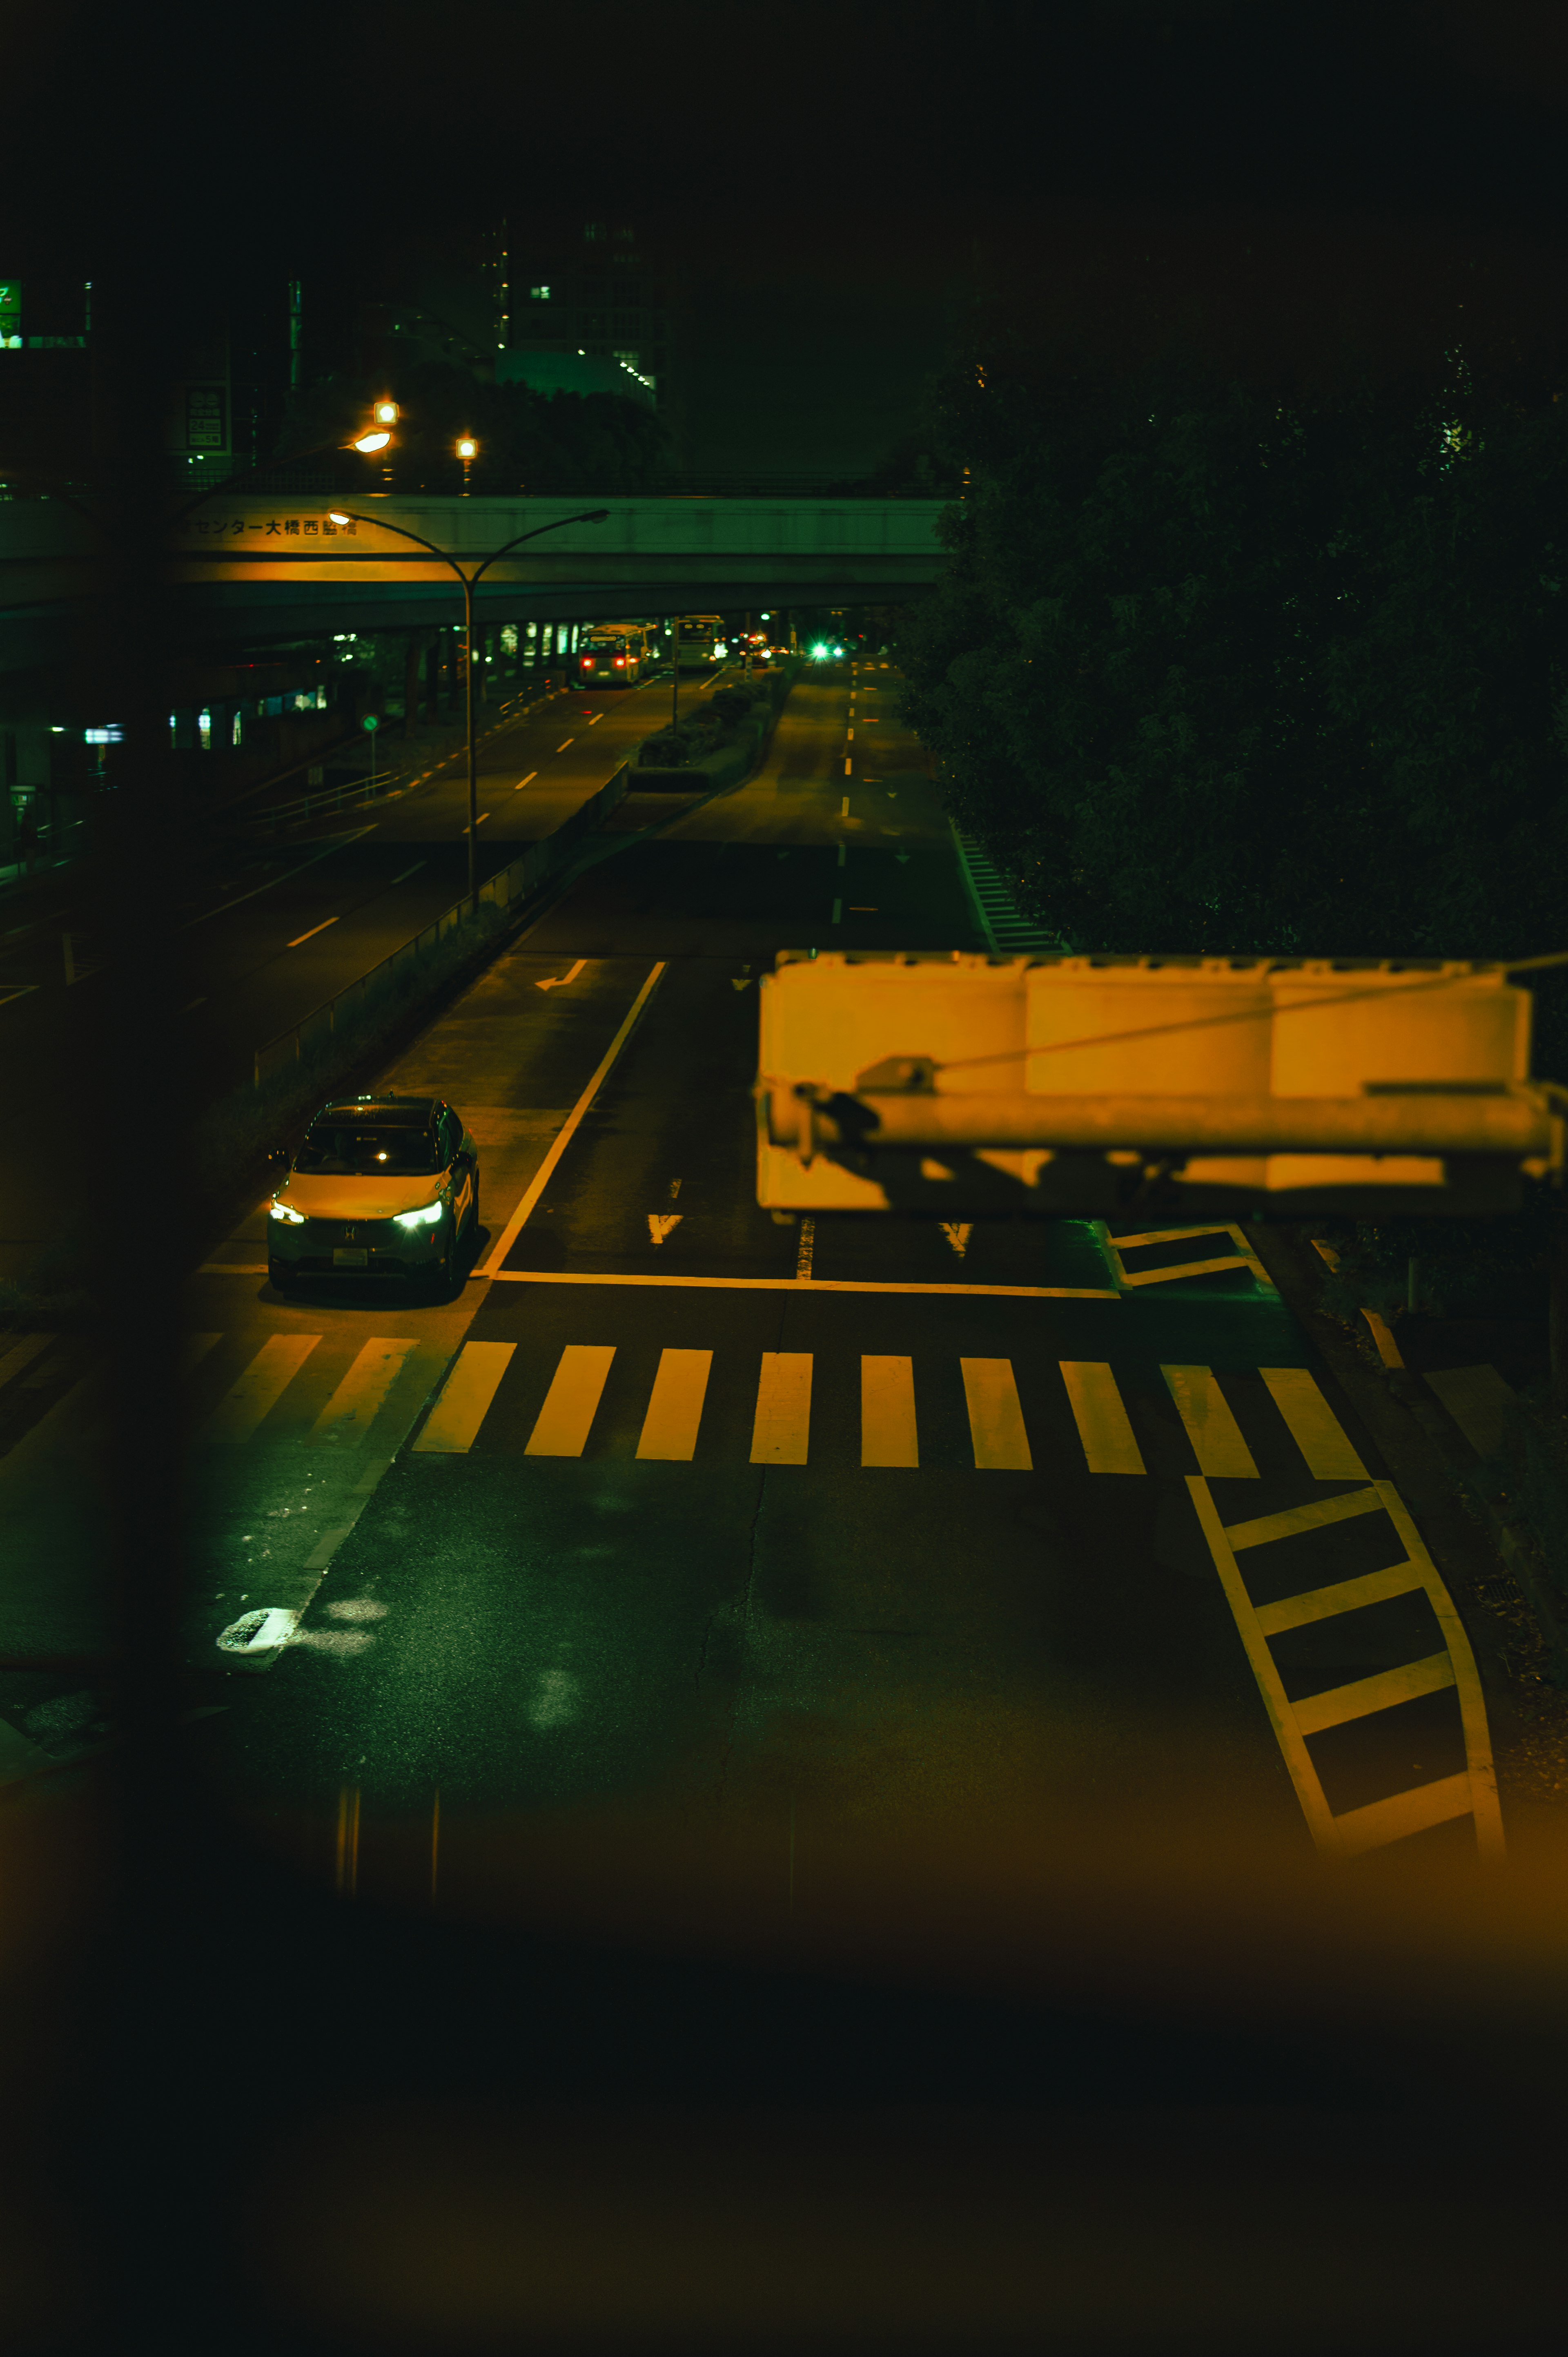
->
[[456, 435, 478, 494], [326, 505, 611, 909], [352, 429, 393, 454], [373, 399, 399, 426]]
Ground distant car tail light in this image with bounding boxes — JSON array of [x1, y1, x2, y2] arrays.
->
[[614, 656, 625, 666]]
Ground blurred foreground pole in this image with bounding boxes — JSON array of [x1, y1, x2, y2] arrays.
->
[[1552, 1215, 1568, 1410], [81, 265, 205, 2346]]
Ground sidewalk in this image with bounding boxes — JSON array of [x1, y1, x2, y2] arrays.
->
[[1252, 1222, 1568, 1806]]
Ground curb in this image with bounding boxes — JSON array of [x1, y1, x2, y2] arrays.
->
[[1256, 1223, 1568, 1685], [192, 671, 803, 1271]]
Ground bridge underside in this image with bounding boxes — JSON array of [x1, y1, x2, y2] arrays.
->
[[1, 571, 933, 671], [168, 565, 935, 646], [0, 494, 948, 669]]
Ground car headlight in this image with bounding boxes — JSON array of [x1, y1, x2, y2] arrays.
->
[[269, 1201, 306, 1225], [394, 1201, 444, 1230]]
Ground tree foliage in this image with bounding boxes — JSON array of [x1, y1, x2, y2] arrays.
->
[[898, 342, 1568, 967]]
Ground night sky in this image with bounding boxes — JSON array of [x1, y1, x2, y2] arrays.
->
[[15, 1, 1568, 471]]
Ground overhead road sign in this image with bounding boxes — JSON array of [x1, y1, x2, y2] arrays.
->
[[755, 952, 1561, 1219]]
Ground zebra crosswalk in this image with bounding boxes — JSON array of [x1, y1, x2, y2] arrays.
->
[[174, 1329, 1368, 1471], [391, 1337, 1370, 1476], [10, 1326, 1372, 1483]]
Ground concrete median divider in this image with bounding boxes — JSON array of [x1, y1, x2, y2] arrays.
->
[[183, 761, 635, 1210], [249, 760, 633, 1089], [628, 661, 798, 793]]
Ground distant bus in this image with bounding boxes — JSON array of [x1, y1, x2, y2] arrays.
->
[[674, 615, 727, 673], [577, 622, 653, 687]]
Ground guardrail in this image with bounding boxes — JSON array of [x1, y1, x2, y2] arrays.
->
[[251, 761, 630, 1088]]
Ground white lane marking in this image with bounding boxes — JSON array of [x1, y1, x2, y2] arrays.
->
[[412, 1340, 517, 1453], [309, 1338, 420, 1445], [843, 758, 852, 774], [940, 1223, 972, 1258], [556, 739, 575, 751], [636, 1349, 712, 1461], [183, 825, 377, 928], [1162, 1365, 1260, 1478], [201, 1333, 321, 1443], [483, 1270, 1117, 1297], [287, 916, 340, 948], [961, 1358, 1033, 1470], [1260, 1366, 1369, 1478], [514, 772, 538, 789], [837, 843, 846, 867], [861, 1356, 918, 1468], [831, 899, 842, 923], [751, 1353, 812, 1464], [535, 957, 588, 992], [647, 1214, 682, 1245], [462, 814, 491, 831], [1060, 1362, 1146, 1475], [795, 1218, 815, 1281], [588, 712, 604, 725], [0, 1333, 52, 1387], [195, 1264, 270, 1274], [526, 1345, 616, 1456], [391, 862, 426, 884], [480, 960, 668, 1276]]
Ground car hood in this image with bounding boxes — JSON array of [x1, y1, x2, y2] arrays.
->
[[276, 1172, 448, 1220]]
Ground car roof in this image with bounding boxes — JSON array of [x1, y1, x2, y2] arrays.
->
[[313, 1095, 440, 1126]]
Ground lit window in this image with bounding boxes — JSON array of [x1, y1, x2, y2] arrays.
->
[[198, 708, 212, 751], [501, 624, 518, 654], [530, 285, 550, 301], [232, 710, 243, 746], [169, 714, 178, 748]]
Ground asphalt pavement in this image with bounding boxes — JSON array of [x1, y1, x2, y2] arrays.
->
[[0, 660, 725, 1277], [122, 660, 1506, 1931], [0, 660, 1512, 1929]]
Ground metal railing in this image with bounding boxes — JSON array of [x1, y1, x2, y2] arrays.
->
[[252, 761, 630, 1088], [243, 678, 571, 832]]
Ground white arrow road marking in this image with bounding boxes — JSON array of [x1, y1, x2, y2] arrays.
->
[[648, 1214, 683, 1245], [536, 958, 587, 992], [895, 853, 911, 864], [941, 1222, 973, 1258], [731, 975, 753, 990]]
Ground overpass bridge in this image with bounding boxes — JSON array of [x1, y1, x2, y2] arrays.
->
[[0, 493, 950, 667]]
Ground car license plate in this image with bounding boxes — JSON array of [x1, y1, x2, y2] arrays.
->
[[333, 1247, 368, 1267]]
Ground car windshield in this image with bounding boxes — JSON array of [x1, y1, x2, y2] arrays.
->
[[294, 1125, 445, 1176]]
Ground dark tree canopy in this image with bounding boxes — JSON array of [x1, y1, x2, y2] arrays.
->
[[898, 339, 1568, 967]]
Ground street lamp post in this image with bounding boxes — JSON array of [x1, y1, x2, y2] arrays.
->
[[168, 408, 399, 526], [328, 504, 610, 910]]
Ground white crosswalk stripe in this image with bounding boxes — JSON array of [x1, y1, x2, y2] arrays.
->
[[180, 1333, 1370, 1482]]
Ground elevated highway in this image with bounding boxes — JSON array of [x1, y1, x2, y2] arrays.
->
[[0, 493, 950, 665]]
